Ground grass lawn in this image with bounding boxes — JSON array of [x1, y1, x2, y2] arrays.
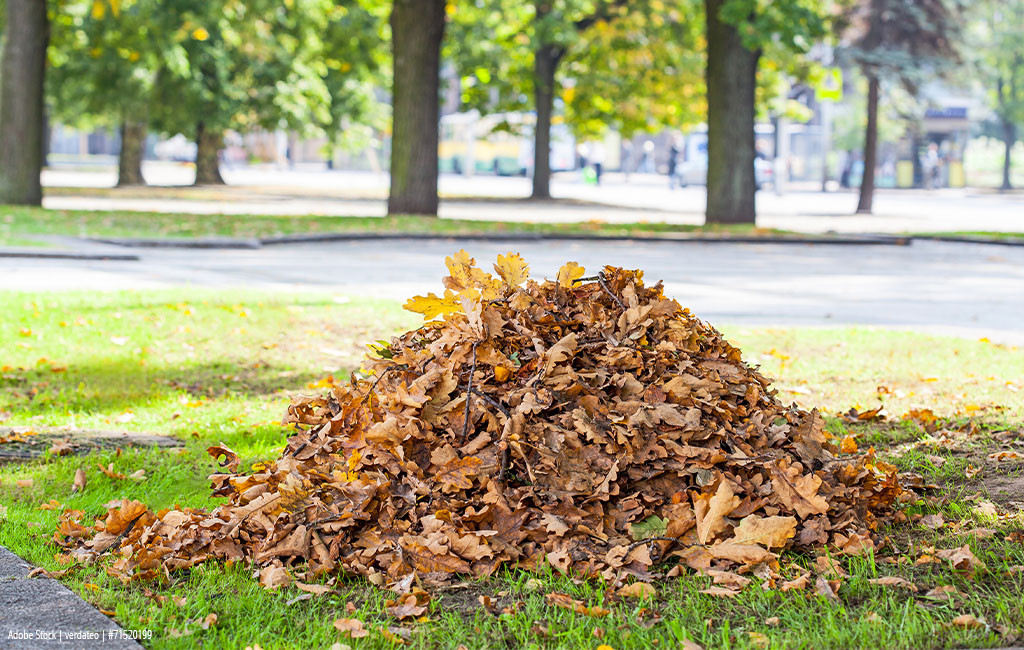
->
[[0, 205, 793, 248], [1, 290, 1022, 649]]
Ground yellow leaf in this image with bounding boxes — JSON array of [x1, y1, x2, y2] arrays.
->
[[91, 0, 105, 19], [556, 262, 585, 288], [839, 435, 858, 454], [728, 515, 797, 549], [403, 291, 462, 320], [192, 27, 210, 41], [493, 253, 529, 287]]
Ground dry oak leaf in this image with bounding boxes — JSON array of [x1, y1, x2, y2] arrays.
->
[[814, 575, 841, 604], [780, 573, 811, 591], [72, 468, 87, 494], [699, 586, 740, 599], [493, 253, 529, 286], [869, 577, 918, 592], [434, 456, 484, 491], [386, 593, 429, 620], [617, 582, 656, 599], [333, 618, 370, 638], [919, 514, 944, 529], [705, 569, 751, 590], [950, 614, 985, 629], [207, 444, 240, 472], [695, 480, 740, 544], [403, 291, 462, 320], [556, 261, 585, 288], [258, 566, 292, 590], [935, 545, 985, 577], [924, 585, 958, 599], [545, 592, 610, 617], [771, 462, 829, 518], [681, 641, 705, 650], [294, 582, 335, 596], [728, 515, 797, 549]]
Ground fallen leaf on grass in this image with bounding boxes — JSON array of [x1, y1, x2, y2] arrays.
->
[[38, 500, 62, 511], [258, 566, 291, 590], [681, 641, 704, 650], [617, 582, 656, 599], [950, 614, 985, 629], [862, 611, 883, 623], [49, 439, 73, 456], [966, 527, 996, 539], [920, 514, 944, 529], [380, 627, 409, 645], [386, 591, 430, 620], [200, 613, 217, 629], [936, 545, 985, 577], [780, 573, 811, 591], [868, 577, 918, 592], [988, 451, 1024, 462], [332, 618, 369, 638], [699, 586, 740, 599], [294, 582, 335, 596], [924, 585, 958, 599], [545, 592, 610, 617], [705, 569, 751, 590], [72, 469, 87, 493], [16, 479, 33, 488], [728, 515, 797, 549], [814, 575, 841, 604], [765, 616, 780, 626]]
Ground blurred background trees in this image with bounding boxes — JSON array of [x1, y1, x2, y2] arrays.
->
[[0, 0, 1020, 219]]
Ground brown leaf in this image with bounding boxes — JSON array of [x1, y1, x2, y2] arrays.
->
[[728, 515, 797, 549], [814, 575, 841, 603], [699, 586, 740, 599], [259, 566, 291, 590], [935, 545, 985, 577], [434, 456, 483, 491], [333, 617, 370, 638], [545, 592, 610, 617], [950, 614, 984, 629], [771, 461, 829, 518], [207, 444, 240, 472], [617, 582, 656, 599], [72, 468, 87, 493], [694, 481, 739, 544], [386, 592, 429, 620]]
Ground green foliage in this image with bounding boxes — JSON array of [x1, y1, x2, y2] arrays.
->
[[968, 0, 1024, 140], [447, 0, 705, 140]]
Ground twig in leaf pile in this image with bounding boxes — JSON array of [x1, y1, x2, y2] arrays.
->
[[597, 271, 626, 310], [459, 385, 512, 418], [460, 342, 478, 442]]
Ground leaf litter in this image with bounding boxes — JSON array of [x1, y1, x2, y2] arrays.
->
[[55, 252, 919, 606]]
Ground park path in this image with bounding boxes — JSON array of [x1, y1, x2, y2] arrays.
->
[[41, 167, 1024, 234], [0, 547, 141, 649], [3, 238, 1023, 344]]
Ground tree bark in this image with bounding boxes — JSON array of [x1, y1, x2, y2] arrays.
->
[[1001, 120, 1015, 192], [704, 0, 758, 224], [387, 0, 445, 216], [0, 0, 49, 206], [194, 121, 225, 185], [117, 121, 147, 187], [531, 45, 562, 200], [856, 74, 879, 214]]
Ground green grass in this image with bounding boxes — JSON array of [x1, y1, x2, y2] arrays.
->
[[0, 205, 791, 247], [2, 291, 1023, 649]]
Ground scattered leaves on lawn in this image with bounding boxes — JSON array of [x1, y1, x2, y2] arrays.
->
[[332, 618, 369, 638]]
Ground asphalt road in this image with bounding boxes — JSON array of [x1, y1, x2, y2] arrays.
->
[[4, 238, 1023, 343]]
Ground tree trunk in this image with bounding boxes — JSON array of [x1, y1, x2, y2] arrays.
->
[[194, 121, 225, 185], [531, 45, 562, 200], [117, 121, 147, 187], [856, 74, 879, 214], [704, 0, 758, 224], [1001, 120, 1015, 192], [387, 0, 445, 216], [0, 0, 49, 206]]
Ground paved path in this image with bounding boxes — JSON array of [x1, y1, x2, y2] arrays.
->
[[41, 167, 1024, 234], [3, 238, 1023, 344], [0, 547, 141, 649]]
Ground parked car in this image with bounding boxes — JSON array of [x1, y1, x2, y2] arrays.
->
[[674, 155, 774, 190]]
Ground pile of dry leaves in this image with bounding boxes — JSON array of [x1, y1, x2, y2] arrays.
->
[[56, 251, 915, 591]]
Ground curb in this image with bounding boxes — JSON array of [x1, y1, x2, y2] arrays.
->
[[0, 249, 139, 261], [88, 236, 262, 249], [87, 232, 912, 249], [910, 235, 1024, 247], [0, 546, 142, 649]]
